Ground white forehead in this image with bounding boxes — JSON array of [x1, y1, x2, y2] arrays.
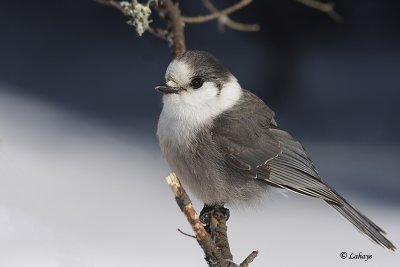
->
[[165, 60, 192, 85]]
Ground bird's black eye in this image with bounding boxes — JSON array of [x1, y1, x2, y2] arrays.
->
[[190, 77, 204, 89]]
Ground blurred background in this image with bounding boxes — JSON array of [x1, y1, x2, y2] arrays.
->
[[0, 0, 399, 266]]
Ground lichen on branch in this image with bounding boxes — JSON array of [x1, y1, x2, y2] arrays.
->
[[118, 0, 157, 36]]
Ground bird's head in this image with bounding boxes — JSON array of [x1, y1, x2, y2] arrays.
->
[[156, 50, 242, 121]]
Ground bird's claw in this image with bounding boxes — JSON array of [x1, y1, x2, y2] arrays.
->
[[200, 204, 230, 224]]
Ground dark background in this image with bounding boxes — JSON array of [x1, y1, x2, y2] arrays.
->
[[1, 0, 399, 142]]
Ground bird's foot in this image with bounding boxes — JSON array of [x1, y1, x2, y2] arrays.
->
[[199, 204, 230, 225]]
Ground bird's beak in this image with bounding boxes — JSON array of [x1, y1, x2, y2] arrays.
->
[[155, 84, 180, 94]]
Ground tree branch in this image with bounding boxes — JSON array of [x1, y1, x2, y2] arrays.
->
[[155, 0, 186, 58], [166, 173, 226, 266], [182, 0, 253, 24], [166, 173, 258, 267], [177, 228, 196, 239], [147, 26, 169, 40], [240, 251, 259, 267], [201, 0, 260, 32], [208, 209, 233, 261], [95, 0, 124, 11], [295, 0, 343, 23]]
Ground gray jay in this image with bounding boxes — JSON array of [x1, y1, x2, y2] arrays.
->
[[156, 50, 395, 250]]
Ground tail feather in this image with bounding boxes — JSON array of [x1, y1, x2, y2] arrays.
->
[[327, 199, 396, 251]]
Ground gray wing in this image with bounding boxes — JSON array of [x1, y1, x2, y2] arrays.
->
[[212, 90, 396, 250], [212, 90, 342, 204]]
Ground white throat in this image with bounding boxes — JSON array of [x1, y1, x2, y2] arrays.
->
[[157, 76, 242, 145]]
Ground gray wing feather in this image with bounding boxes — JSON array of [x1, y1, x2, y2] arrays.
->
[[213, 90, 342, 204], [212, 89, 395, 250]]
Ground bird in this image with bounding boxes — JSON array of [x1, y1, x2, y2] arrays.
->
[[155, 50, 395, 250]]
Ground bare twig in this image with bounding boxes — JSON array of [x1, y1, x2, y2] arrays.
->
[[240, 251, 259, 267], [95, 0, 124, 11], [182, 0, 253, 24], [201, 0, 259, 32], [177, 228, 196, 239], [295, 0, 343, 23], [218, 17, 260, 32]]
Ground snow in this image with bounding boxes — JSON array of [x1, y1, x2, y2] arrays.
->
[[0, 88, 399, 266]]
